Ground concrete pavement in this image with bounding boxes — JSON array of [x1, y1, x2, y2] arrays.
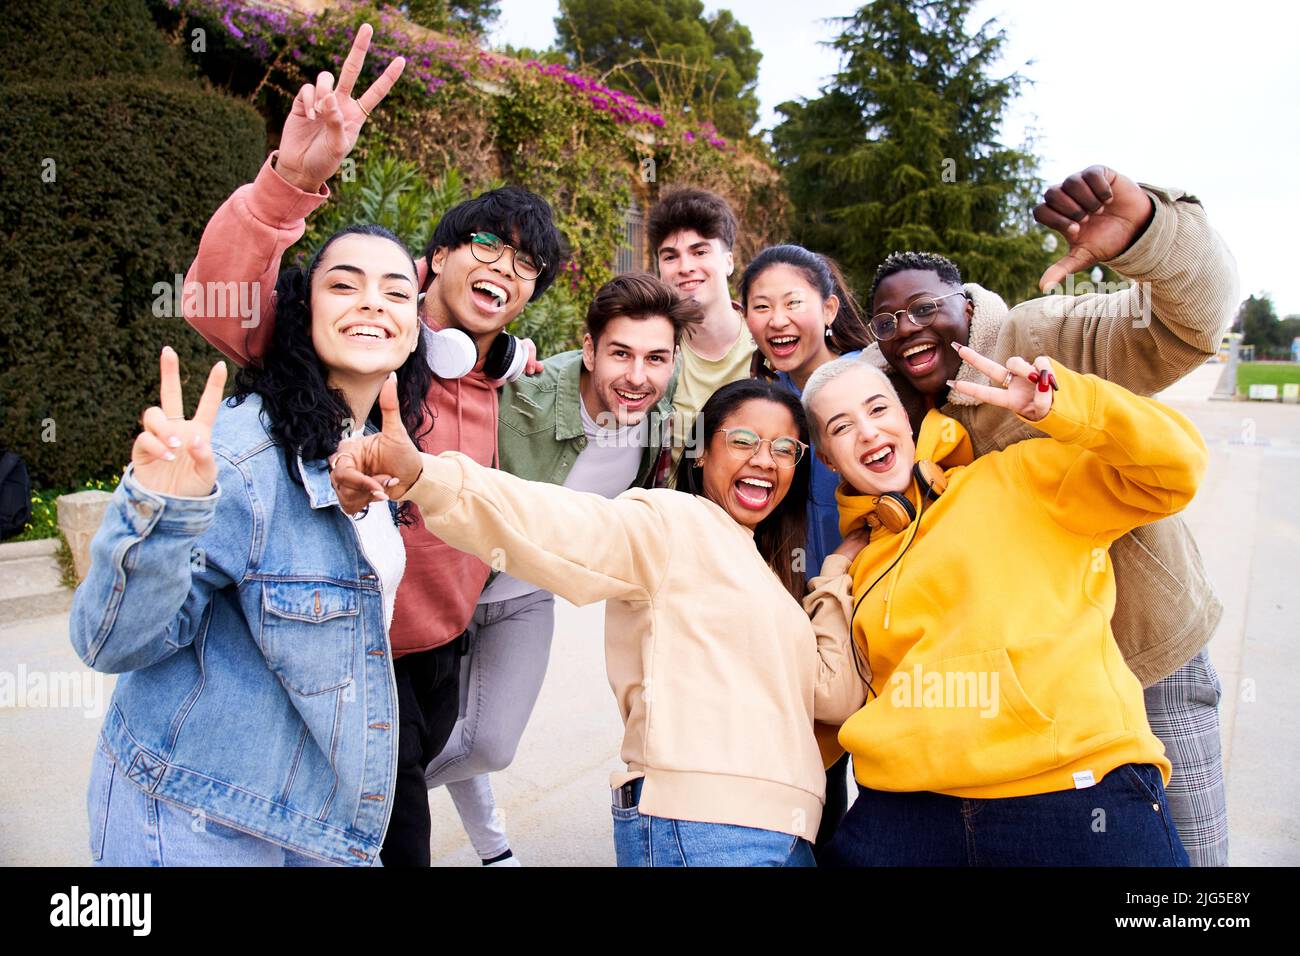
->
[[2, 361, 1296, 866]]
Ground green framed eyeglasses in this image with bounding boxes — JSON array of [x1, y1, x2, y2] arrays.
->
[[468, 231, 545, 281]]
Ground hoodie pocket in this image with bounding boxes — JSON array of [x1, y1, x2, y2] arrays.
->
[[847, 647, 1058, 793], [259, 580, 359, 696]]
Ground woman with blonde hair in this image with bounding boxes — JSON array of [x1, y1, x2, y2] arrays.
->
[[801, 343, 1203, 865]]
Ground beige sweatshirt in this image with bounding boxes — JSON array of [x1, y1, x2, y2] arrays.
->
[[406, 451, 866, 840]]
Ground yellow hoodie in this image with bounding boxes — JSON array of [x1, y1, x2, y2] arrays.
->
[[833, 363, 1207, 799]]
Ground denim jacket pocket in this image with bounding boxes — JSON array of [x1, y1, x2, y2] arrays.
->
[[259, 580, 359, 696]]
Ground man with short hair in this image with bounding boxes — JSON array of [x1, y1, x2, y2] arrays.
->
[[649, 188, 755, 477], [423, 273, 702, 865]]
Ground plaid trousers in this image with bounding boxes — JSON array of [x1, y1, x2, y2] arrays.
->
[[1143, 647, 1229, 866]]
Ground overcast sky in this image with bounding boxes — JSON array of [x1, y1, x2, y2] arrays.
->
[[490, 1, 1299, 316]]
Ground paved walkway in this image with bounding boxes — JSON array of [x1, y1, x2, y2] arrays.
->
[[2, 362, 1296, 866]]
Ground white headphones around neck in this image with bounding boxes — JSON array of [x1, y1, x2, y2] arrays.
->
[[420, 326, 528, 383], [418, 293, 529, 383]]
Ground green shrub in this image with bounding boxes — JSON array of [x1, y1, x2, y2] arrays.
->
[[153, 0, 790, 300], [508, 281, 585, 359], [5, 476, 122, 543], [298, 155, 501, 263], [0, 74, 265, 488], [0, 0, 188, 84]]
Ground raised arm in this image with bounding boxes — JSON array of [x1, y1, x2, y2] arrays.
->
[[182, 25, 405, 364], [70, 351, 248, 672], [1005, 165, 1238, 394], [952, 345, 1207, 540]]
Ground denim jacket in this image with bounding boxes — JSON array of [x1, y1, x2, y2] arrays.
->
[[70, 394, 398, 866]]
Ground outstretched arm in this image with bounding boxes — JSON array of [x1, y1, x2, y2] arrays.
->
[[330, 375, 673, 606], [1010, 165, 1238, 394], [951, 344, 1207, 540]]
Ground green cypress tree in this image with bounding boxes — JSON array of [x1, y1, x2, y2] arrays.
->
[[773, 0, 1050, 302]]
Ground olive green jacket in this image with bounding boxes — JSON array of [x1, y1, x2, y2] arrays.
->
[[497, 349, 677, 491], [867, 183, 1239, 686]]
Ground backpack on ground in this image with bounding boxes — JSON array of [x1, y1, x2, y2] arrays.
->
[[0, 450, 33, 539]]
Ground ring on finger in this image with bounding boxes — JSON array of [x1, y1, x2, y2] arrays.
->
[[1000, 370, 1013, 389], [358, 101, 371, 118]]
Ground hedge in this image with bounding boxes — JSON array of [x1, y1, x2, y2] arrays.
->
[[0, 76, 264, 487], [0, 0, 188, 84]]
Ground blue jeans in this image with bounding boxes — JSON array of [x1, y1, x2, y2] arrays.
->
[[824, 762, 1189, 866], [88, 739, 338, 867], [611, 779, 816, 867]]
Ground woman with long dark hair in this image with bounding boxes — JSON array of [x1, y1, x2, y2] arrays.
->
[[71, 225, 432, 866], [328, 375, 869, 866]]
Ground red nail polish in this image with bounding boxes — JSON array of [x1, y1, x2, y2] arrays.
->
[[1028, 371, 1040, 384], [1037, 376, 1050, 393], [1049, 373, 1059, 392]]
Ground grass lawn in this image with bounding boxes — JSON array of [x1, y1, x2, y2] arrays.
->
[[1237, 362, 1300, 395]]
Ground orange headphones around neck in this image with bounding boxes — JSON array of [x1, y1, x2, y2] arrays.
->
[[864, 460, 948, 533]]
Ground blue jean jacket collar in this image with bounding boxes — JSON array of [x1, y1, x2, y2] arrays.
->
[[297, 419, 383, 510], [298, 454, 338, 510]]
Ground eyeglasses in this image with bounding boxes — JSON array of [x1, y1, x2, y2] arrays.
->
[[869, 291, 966, 342], [467, 232, 545, 281], [720, 428, 806, 468]]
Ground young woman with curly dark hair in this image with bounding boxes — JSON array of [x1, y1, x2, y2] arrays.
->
[[72, 224, 433, 866]]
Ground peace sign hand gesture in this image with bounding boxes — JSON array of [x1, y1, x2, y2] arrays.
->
[[132, 347, 228, 498], [947, 343, 1056, 422], [274, 24, 406, 194]]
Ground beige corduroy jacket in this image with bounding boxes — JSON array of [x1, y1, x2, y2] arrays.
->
[[865, 183, 1239, 686]]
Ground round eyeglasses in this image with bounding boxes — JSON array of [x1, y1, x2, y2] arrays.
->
[[869, 291, 966, 341], [467, 231, 545, 281], [720, 428, 806, 468]]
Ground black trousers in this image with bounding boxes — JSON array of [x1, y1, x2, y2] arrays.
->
[[814, 752, 852, 860], [380, 635, 467, 867]]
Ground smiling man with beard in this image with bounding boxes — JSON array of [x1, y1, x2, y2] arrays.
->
[[862, 163, 1238, 866], [423, 273, 701, 866]]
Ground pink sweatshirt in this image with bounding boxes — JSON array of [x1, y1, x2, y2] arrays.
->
[[182, 153, 495, 656]]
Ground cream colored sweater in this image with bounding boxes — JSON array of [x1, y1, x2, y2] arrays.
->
[[406, 451, 865, 840]]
